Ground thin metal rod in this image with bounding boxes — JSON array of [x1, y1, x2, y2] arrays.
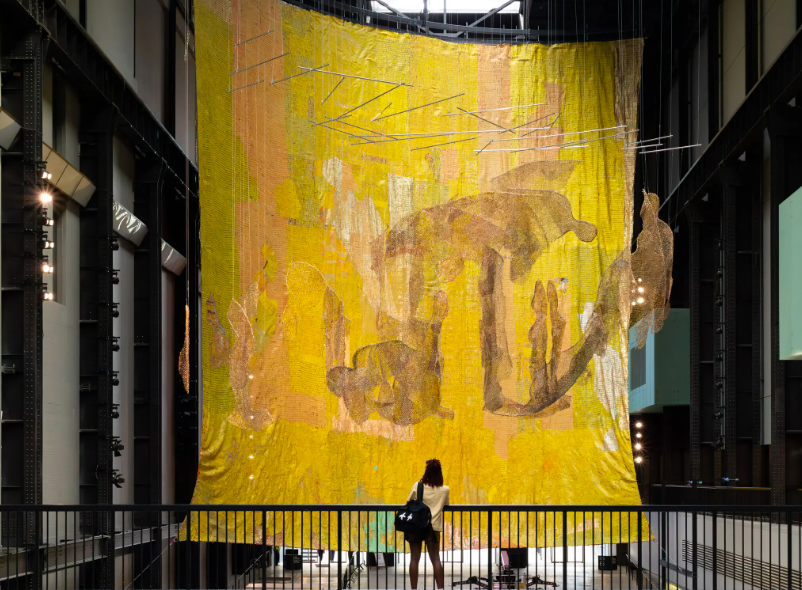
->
[[457, 107, 512, 132], [318, 84, 403, 125], [638, 143, 702, 154], [228, 79, 267, 93], [508, 112, 557, 130], [622, 144, 663, 149], [371, 102, 392, 121], [476, 140, 493, 154], [626, 133, 673, 145], [321, 77, 345, 105], [350, 127, 553, 144], [298, 67, 411, 86], [230, 53, 288, 76], [441, 102, 546, 116], [316, 116, 393, 140], [234, 29, 273, 47], [520, 112, 561, 137], [471, 125, 628, 145], [373, 93, 464, 121], [271, 64, 329, 85], [476, 131, 627, 152], [410, 136, 475, 151]]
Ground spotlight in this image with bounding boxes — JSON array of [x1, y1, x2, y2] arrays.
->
[[249, 474, 254, 480], [631, 301, 637, 306], [111, 270, 119, 285], [42, 171, 47, 179], [110, 237, 119, 251], [44, 241, 55, 249], [111, 371, 119, 387], [111, 337, 120, 352], [111, 437, 125, 457], [634, 456, 643, 464], [112, 303, 120, 318], [637, 287, 644, 293], [40, 192, 52, 203], [111, 469, 125, 489], [46, 219, 54, 226], [249, 455, 254, 459], [635, 422, 643, 428], [637, 297, 645, 304], [110, 404, 120, 419], [635, 443, 642, 450], [248, 374, 254, 380], [42, 263, 53, 273], [635, 432, 642, 439], [43, 292, 54, 301], [637, 278, 642, 282]]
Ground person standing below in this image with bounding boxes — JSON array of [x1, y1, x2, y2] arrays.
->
[[406, 459, 449, 589]]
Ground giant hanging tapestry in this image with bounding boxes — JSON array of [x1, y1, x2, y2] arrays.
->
[[194, 0, 654, 547]]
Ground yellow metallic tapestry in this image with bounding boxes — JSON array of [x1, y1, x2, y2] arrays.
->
[[193, 0, 648, 547]]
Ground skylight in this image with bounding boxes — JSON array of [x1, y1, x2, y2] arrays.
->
[[371, 0, 520, 14]]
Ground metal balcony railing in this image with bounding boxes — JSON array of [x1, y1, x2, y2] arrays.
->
[[0, 504, 798, 589]]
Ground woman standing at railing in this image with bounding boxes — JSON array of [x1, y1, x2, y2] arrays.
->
[[406, 459, 449, 590]]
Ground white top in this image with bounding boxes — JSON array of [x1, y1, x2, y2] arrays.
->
[[408, 483, 450, 532]]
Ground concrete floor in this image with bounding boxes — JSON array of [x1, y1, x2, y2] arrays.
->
[[243, 549, 644, 590]]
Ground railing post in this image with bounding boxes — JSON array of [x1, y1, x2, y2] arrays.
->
[[186, 509, 192, 590], [487, 509, 493, 584], [637, 510, 643, 590], [262, 511, 268, 590], [30, 509, 42, 590], [562, 511, 567, 589], [337, 510, 343, 590], [711, 510, 717, 590], [691, 512, 698, 590], [788, 509, 792, 590]]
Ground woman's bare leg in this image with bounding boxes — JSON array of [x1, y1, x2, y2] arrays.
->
[[409, 539, 423, 589], [426, 534, 445, 589]]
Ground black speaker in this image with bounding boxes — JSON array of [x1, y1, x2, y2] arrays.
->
[[597, 555, 617, 571], [284, 548, 302, 570], [366, 552, 396, 567]]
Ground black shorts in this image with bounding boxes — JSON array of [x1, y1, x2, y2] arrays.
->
[[405, 529, 440, 546]]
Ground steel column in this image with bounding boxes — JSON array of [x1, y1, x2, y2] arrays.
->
[[0, 19, 46, 589], [721, 165, 740, 484], [78, 101, 117, 588], [133, 159, 165, 588], [688, 213, 701, 487]]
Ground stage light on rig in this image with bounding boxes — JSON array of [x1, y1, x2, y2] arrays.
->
[[633, 419, 646, 466], [40, 191, 52, 203]]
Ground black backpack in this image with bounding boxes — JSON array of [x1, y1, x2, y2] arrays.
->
[[395, 482, 433, 537]]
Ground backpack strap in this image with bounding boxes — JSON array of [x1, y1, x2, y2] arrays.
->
[[417, 481, 424, 505]]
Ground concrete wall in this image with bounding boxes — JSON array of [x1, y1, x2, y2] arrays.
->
[[762, 130, 772, 444], [722, 0, 746, 124], [762, 0, 796, 73], [42, 200, 81, 505], [86, 0, 136, 86], [175, 11, 197, 163], [135, 0, 168, 123], [690, 30, 710, 159]]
